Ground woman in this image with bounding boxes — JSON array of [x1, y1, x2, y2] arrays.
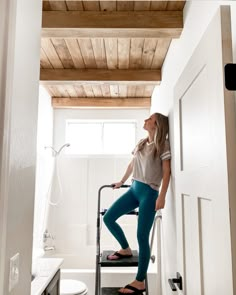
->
[[103, 113, 171, 294]]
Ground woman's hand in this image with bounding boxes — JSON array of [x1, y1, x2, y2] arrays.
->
[[155, 196, 166, 211], [112, 181, 124, 189]]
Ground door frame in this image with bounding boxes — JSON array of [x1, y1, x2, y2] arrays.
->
[[221, 5, 236, 292]]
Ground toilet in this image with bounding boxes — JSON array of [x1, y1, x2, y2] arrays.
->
[[60, 279, 88, 295]]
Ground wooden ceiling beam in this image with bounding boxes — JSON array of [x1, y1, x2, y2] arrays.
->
[[52, 97, 151, 108], [42, 11, 183, 38], [40, 69, 161, 85]]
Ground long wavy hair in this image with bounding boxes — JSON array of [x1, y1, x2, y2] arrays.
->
[[136, 113, 169, 157]]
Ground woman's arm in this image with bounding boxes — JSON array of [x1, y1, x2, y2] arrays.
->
[[155, 159, 171, 210], [113, 158, 134, 189]]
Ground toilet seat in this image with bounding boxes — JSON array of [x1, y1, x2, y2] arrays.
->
[[60, 279, 88, 295]]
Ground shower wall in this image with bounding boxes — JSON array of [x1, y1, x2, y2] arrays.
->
[[47, 108, 150, 268]]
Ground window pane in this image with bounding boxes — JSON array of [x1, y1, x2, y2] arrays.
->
[[66, 123, 103, 154], [66, 120, 136, 155], [103, 123, 136, 154]]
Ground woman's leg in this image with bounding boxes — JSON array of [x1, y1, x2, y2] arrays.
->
[[118, 182, 158, 293], [103, 188, 139, 249], [136, 188, 158, 282]]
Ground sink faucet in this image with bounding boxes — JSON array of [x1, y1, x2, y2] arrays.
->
[[43, 230, 55, 243], [44, 245, 55, 251]]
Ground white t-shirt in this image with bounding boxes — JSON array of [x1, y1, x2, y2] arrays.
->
[[132, 140, 171, 191]]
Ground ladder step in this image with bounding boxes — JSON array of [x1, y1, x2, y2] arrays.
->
[[101, 250, 139, 267], [101, 209, 138, 216], [101, 287, 120, 294], [101, 287, 146, 295]]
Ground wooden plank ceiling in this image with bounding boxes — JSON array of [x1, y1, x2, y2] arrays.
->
[[40, 0, 185, 108]]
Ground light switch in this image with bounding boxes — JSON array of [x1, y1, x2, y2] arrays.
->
[[9, 253, 20, 292]]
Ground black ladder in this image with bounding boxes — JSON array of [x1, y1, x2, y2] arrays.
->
[[95, 185, 149, 295]]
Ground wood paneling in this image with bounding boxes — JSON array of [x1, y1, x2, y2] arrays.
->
[[83, 85, 94, 97], [74, 85, 86, 97], [151, 38, 171, 69], [119, 85, 128, 97], [42, 11, 183, 38], [41, 38, 64, 68], [44, 84, 155, 98], [51, 38, 74, 68], [40, 69, 161, 85], [49, 1, 67, 11], [144, 85, 155, 97], [118, 39, 130, 69], [135, 85, 145, 97], [65, 39, 85, 68], [43, 1, 185, 12], [150, 1, 168, 10], [110, 85, 119, 97], [134, 1, 151, 11], [101, 85, 111, 97], [91, 38, 107, 68], [64, 85, 78, 97], [82, 0, 100, 11], [104, 39, 118, 69], [47, 85, 62, 97], [52, 97, 151, 108], [141, 39, 158, 69], [40, 48, 53, 69], [100, 1, 116, 11], [167, 1, 186, 11], [130, 38, 144, 69], [92, 85, 103, 97], [40, 0, 185, 107], [43, 1, 52, 11], [117, 1, 134, 11], [66, 1, 84, 11], [77, 39, 96, 68], [127, 85, 136, 97]]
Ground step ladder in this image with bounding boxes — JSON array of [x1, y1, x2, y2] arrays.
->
[[95, 184, 149, 295]]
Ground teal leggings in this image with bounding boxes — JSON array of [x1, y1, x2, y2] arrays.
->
[[103, 180, 158, 281]]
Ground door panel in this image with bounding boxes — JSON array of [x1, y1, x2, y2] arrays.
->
[[174, 6, 234, 295]]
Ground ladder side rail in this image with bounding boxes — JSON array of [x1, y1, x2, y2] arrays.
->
[[150, 213, 162, 261], [157, 216, 162, 294], [95, 185, 111, 295], [149, 212, 162, 295]]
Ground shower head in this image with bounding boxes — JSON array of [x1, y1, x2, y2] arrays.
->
[[58, 143, 71, 155]]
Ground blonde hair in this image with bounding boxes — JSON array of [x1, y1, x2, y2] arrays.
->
[[136, 113, 169, 157]]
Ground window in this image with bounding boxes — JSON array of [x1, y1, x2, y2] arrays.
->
[[65, 120, 136, 155]]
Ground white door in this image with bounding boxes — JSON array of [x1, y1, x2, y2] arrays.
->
[[174, 6, 236, 295]]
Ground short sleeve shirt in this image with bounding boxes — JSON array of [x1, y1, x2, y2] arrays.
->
[[132, 140, 171, 191]]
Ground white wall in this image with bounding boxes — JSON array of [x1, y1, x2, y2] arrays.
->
[[151, 2, 236, 295], [33, 86, 54, 254], [0, 0, 12, 292], [44, 108, 150, 268], [0, 0, 42, 294]]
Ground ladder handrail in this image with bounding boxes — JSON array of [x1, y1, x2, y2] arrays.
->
[[150, 212, 162, 263]]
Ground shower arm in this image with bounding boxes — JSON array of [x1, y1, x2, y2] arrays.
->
[[44, 143, 70, 156]]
